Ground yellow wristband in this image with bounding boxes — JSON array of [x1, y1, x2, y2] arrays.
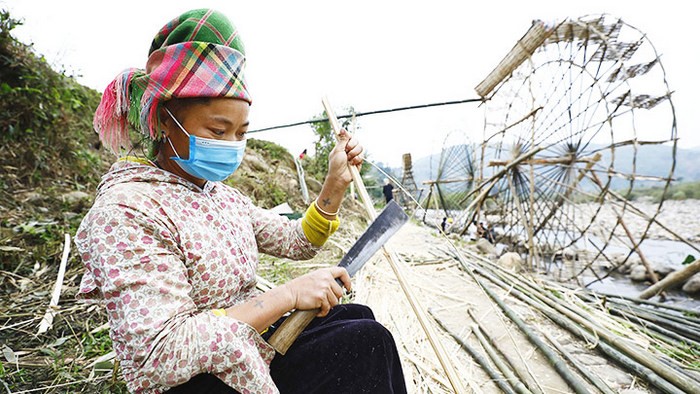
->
[[212, 308, 227, 317], [301, 201, 340, 246]]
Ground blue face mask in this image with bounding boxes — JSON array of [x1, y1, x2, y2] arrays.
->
[[165, 108, 246, 182]]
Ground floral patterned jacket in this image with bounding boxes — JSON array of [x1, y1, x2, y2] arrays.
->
[[76, 161, 319, 393]]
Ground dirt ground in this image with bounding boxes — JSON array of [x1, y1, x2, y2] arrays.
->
[[354, 220, 653, 394]]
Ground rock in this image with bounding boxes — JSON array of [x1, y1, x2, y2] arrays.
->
[[498, 252, 524, 272], [628, 262, 678, 282], [553, 247, 578, 261], [61, 191, 90, 205], [682, 273, 700, 294], [475, 238, 496, 255], [629, 265, 649, 282], [243, 153, 272, 173], [651, 261, 676, 278], [305, 177, 322, 193], [615, 255, 640, 275]]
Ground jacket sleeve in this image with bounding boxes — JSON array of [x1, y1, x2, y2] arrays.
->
[[247, 201, 321, 261], [75, 204, 277, 393]]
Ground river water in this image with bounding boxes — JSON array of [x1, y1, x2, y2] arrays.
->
[[417, 199, 700, 311]]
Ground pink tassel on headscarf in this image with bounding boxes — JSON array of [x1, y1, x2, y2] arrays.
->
[[93, 68, 143, 154]]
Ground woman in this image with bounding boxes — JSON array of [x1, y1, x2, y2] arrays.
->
[[76, 8, 406, 394]]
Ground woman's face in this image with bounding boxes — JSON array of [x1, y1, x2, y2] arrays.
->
[[158, 97, 250, 186]]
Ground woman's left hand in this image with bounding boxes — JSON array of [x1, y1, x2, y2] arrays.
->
[[326, 129, 363, 189]]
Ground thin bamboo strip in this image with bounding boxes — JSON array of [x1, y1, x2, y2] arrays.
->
[[541, 330, 616, 394], [471, 323, 533, 394], [430, 310, 516, 394], [357, 258, 446, 393], [322, 97, 467, 393], [37, 233, 70, 335], [400, 350, 452, 390], [468, 309, 545, 394]]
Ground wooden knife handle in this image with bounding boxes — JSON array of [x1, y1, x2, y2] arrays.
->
[[267, 309, 318, 355]]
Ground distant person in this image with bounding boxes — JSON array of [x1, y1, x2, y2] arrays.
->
[[382, 178, 394, 204], [299, 148, 307, 160], [441, 217, 447, 232], [478, 221, 496, 244]]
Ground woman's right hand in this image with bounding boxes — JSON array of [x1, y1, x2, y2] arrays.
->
[[283, 267, 351, 317]]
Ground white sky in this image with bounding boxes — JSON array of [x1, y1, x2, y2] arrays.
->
[[3, 0, 698, 167]]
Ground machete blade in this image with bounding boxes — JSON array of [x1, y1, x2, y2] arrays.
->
[[337, 200, 408, 277]]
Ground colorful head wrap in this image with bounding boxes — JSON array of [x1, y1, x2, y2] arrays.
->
[[94, 9, 251, 154]]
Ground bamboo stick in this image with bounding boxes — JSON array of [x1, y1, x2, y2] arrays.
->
[[37, 233, 70, 335], [506, 172, 536, 270], [617, 215, 660, 284], [422, 184, 434, 223], [322, 97, 467, 393], [471, 323, 533, 394], [638, 259, 700, 300], [429, 311, 517, 394], [468, 309, 545, 394], [541, 330, 616, 394], [487, 155, 600, 167], [422, 177, 475, 185]]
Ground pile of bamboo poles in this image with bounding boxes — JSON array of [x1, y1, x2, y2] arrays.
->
[[352, 215, 699, 393], [444, 245, 700, 394]]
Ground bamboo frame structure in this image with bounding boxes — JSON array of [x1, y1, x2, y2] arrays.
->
[[404, 14, 681, 284]]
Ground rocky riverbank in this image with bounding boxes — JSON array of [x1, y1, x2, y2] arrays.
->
[[417, 198, 700, 298]]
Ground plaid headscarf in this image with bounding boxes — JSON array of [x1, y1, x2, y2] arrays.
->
[[94, 9, 251, 154]]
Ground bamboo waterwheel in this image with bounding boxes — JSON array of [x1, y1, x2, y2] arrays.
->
[[471, 14, 678, 273], [422, 131, 478, 222]]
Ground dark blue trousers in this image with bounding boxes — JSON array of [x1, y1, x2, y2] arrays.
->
[[166, 304, 407, 393]]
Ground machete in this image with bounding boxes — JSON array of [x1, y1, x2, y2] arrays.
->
[[267, 200, 409, 355]]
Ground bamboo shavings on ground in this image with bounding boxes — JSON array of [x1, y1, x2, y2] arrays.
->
[[353, 246, 490, 393]]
